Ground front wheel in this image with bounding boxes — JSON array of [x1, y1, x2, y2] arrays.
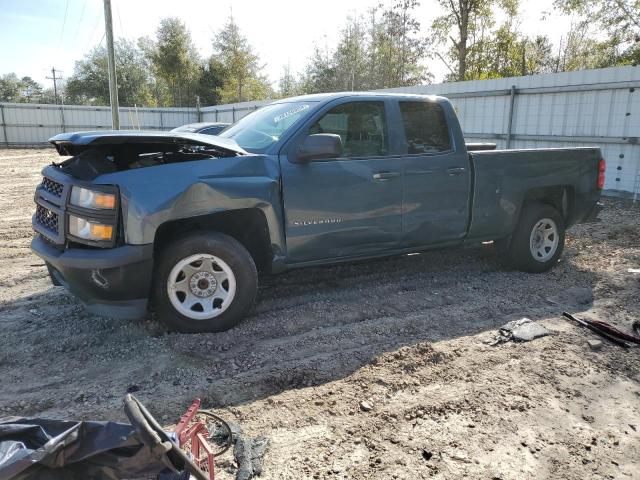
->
[[506, 202, 565, 273], [152, 232, 257, 333]]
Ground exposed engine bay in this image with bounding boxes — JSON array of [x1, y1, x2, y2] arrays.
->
[[54, 143, 237, 180]]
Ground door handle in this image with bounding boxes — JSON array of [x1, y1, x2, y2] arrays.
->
[[373, 171, 400, 180], [446, 167, 466, 176]]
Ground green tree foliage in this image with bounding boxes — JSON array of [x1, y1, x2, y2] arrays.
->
[[278, 64, 300, 97], [196, 56, 226, 106], [554, 21, 621, 72], [299, 1, 429, 94], [65, 39, 154, 106], [554, 0, 640, 65], [432, 0, 520, 81], [0, 74, 21, 102], [0, 73, 44, 102], [213, 15, 271, 103], [144, 17, 201, 107]]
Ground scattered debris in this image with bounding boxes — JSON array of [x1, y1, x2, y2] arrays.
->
[[486, 318, 551, 345], [209, 418, 269, 480], [627, 268, 640, 274], [562, 312, 640, 349], [233, 428, 269, 480]]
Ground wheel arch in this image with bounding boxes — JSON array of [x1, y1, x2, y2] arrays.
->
[[521, 185, 575, 224], [153, 208, 273, 273]]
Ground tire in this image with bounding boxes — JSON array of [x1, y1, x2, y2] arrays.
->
[[507, 202, 565, 273], [152, 232, 257, 333]]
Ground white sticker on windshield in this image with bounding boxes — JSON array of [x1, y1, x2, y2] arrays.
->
[[273, 104, 309, 123]]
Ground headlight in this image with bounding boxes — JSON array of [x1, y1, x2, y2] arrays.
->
[[68, 215, 114, 241], [70, 186, 116, 210]]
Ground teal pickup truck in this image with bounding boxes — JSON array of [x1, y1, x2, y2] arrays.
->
[[32, 92, 604, 333]]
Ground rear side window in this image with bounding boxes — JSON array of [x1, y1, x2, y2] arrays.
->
[[310, 101, 388, 158], [399, 101, 451, 154]]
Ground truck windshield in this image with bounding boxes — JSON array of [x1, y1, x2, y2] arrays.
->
[[218, 101, 315, 153]]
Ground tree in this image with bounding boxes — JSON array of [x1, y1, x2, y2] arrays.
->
[[66, 39, 154, 106], [554, 0, 640, 65], [333, 15, 370, 90], [196, 56, 226, 106], [145, 17, 201, 107], [299, 42, 336, 94], [553, 21, 620, 72], [19, 77, 43, 102], [432, 0, 518, 81], [0, 74, 21, 102], [278, 64, 299, 97], [213, 15, 271, 103], [299, 2, 430, 94], [0, 74, 45, 103]]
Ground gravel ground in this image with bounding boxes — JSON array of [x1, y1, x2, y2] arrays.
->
[[0, 148, 639, 479]]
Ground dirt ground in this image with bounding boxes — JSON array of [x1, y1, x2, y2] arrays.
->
[[1, 148, 639, 479]]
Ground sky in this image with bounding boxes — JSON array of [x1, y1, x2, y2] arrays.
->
[[0, 0, 573, 90]]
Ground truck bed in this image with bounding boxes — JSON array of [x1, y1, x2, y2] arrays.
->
[[467, 147, 602, 241]]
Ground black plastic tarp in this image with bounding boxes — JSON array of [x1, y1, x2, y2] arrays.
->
[[0, 417, 170, 480], [0, 395, 207, 480]]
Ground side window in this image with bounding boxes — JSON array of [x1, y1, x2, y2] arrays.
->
[[309, 101, 388, 158], [399, 101, 451, 154]]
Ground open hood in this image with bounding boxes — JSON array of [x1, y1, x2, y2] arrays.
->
[[49, 130, 247, 156]]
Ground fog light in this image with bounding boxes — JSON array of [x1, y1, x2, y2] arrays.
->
[[68, 215, 113, 241]]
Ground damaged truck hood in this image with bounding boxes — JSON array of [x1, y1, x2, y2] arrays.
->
[[49, 130, 247, 156]]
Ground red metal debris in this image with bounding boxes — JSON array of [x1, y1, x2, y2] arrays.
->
[[174, 398, 216, 480]]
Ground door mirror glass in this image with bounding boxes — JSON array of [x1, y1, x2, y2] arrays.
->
[[296, 134, 343, 162]]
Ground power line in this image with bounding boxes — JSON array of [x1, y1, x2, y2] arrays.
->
[[72, 0, 88, 45], [59, 0, 70, 46]]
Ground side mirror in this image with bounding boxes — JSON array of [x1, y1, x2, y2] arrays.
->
[[295, 134, 342, 163]]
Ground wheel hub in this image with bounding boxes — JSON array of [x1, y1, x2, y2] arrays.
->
[[189, 271, 217, 297], [529, 218, 559, 262]]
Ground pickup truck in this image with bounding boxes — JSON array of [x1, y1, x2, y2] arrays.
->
[[32, 92, 604, 333]]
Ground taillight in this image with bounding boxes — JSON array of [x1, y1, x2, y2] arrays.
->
[[597, 158, 606, 189]]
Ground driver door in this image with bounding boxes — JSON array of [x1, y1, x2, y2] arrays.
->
[[280, 100, 403, 263]]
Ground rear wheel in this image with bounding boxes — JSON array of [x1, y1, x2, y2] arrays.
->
[[506, 202, 565, 273], [152, 232, 257, 333]]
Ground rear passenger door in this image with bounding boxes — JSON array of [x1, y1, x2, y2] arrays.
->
[[281, 99, 403, 263], [398, 100, 471, 246]]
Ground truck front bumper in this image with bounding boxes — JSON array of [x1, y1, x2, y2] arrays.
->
[[31, 235, 154, 319]]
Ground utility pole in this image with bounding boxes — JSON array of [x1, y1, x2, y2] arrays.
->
[[46, 68, 63, 104], [103, 0, 120, 129]]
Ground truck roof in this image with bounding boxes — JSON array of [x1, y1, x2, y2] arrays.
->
[[273, 91, 446, 104]]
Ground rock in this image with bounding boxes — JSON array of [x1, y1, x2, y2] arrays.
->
[[359, 400, 374, 412], [587, 339, 603, 351], [126, 384, 141, 393]]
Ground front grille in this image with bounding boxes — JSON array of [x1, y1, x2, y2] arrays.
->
[[41, 177, 64, 197], [35, 205, 59, 234]]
